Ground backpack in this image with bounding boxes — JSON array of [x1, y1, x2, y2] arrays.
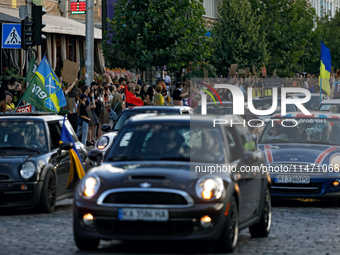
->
[[109, 102, 119, 121]]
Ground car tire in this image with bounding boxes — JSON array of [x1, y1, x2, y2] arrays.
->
[[249, 187, 272, 237], [74, 225, 100, 250], [215, 196, 239, 253], [37, 171, 56, 213]]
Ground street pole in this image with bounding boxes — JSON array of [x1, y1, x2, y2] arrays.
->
[[85, 0, 94, 87]]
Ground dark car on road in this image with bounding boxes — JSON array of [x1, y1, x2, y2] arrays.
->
[[0, 113, 87, 213], [74, 115, 271, 253]]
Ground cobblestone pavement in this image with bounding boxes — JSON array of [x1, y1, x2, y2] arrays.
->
[[1, 198, 340, 255]]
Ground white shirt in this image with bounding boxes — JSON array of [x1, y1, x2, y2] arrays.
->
[[164, 75, 171, 90]]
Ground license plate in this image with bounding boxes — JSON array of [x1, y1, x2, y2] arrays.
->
[[275, 175, 310, 184], [118, 208, 169, 221]]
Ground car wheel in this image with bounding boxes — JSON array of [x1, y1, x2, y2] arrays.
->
[[249, 187, 272, 237], [215, 196, 239, 253], [37, 171, 56, 213], [74, 224, 100, 250]]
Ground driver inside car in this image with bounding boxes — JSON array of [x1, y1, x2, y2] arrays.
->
[[266, 123, 288, 141], [28, 125, 47, 148]]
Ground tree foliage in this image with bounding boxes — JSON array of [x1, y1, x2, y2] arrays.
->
[[302, 10, 340, 75], [102, 0, 211, 72], [211, 0, 268, 77], [248, 0, 315, 76]]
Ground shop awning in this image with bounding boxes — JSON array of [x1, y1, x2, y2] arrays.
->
[[0, 6, 102, 39]]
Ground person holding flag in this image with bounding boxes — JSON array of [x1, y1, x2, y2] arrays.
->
[[320, 41, 332, 99], [60, 116, 86, 190], [125, 85, 144, 107]]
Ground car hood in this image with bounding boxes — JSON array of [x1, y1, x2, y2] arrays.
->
[[88, 162, 229, 202], [0, 156, 30, 181], [258, 143, 340, 164]]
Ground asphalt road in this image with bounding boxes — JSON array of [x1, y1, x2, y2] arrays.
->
[[1, 199, 340, 255]]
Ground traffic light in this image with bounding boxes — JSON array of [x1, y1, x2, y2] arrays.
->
[[21, 17, 34, 50], [32, 5, 46, 46]]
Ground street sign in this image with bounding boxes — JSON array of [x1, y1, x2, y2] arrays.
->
[[2, 24, 21, 49]]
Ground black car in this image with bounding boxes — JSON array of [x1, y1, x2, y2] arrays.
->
[[0, 113, 87, 213], [74, 115, 271, 252]]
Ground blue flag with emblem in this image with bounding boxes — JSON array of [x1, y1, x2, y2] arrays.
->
[[36, 55, 66, 112], [59, 116, 86, 190]]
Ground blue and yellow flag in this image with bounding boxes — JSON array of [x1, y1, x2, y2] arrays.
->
[[320, 41, 331, 96], [60, 116, 86, 190], [36, 56, 66, 112], [21, 74, 58, 113]]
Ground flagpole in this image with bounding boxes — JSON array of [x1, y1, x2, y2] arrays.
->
[[320, 77, 322, 103]]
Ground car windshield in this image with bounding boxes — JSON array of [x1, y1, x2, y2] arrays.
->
[[106, 123, 226, 163], [259, 118, 340, 146], [195, 104, 233, 115], [113, 109, 179, 130], [319, 104, 340, 113], [252, 98, 296, 114], [290, 95, 320, 111], [0, 120, 48, 152]]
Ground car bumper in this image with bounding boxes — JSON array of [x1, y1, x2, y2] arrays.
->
[[270, 175, 340, 198], [73, 199, 227, 241], [0, 181, 43, 208]]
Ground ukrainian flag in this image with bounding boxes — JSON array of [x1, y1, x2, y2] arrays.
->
[[59, 117, 86, 190], [36, 56, 66, 112], [320, 41, 331, 96]]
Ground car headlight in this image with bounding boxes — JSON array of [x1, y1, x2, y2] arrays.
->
[[80, 175, 101, 199], [330, 155, 340, 170], [20, 162, 36, 179], [195, 176, 224, 200], [97, 136, 109, 150]]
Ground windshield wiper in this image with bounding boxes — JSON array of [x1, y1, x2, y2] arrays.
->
[[159, 156, 190, 161], [0, 146, 41, 153]]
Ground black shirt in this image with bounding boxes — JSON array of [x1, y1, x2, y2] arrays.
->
[[172, 89, 182, 100], [79, 103, 89, 124]]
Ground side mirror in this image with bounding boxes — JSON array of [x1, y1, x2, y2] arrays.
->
[[60, 142, 73, 151], [243, 151, 257, 165], [56, 142, 73, 156], [101, 124, 111, 133], [88, 149, 103, 165]]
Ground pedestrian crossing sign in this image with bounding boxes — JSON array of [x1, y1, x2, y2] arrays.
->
[[2, 24, 21, 49]]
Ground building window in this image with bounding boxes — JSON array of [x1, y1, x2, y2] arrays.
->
[[203, 0, 217, 19], [331, 3, 333, 16]]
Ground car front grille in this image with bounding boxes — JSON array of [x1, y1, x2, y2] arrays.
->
[[97, 188, 194, 208], [0, 174, 9, 180], [95, 219, 193, 236], [271, 183, 322, 195], [103, 192, 188, 205]]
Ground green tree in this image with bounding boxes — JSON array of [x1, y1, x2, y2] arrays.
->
[[102, 0, 211, 73], [211, 0, 268, 77], [249, 0, 315, 77]]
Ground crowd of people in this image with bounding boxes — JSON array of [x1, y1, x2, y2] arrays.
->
[[2, 69, 340, 147]]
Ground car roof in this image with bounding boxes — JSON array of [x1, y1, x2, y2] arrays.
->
[[125, 114, 243, 126], [272, 111, 340, 119], [319, 99, 340, 104], [127, 106, 193, 111], [0, 112, 65, 121]]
